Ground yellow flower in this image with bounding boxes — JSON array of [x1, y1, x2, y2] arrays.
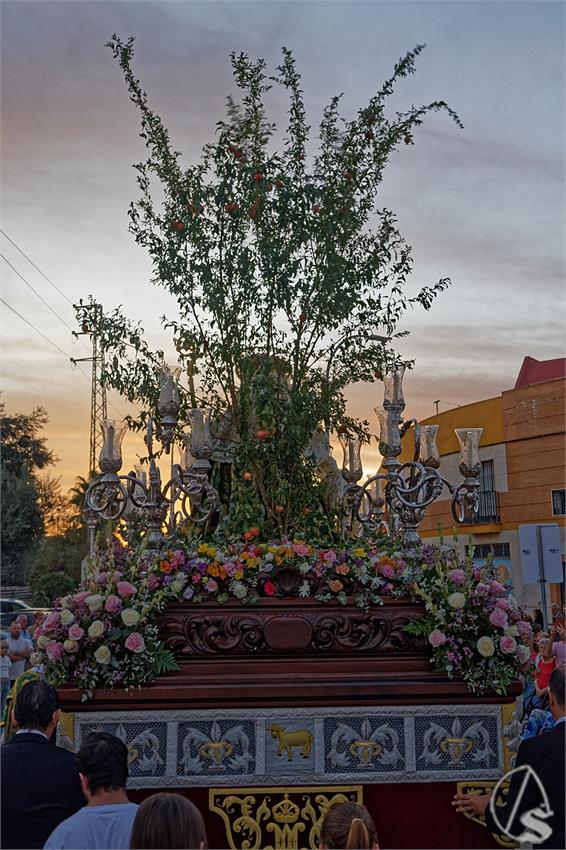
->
[[353, 547, 366, 558], [206, 546, 217, 557], [198, 543, 209, 555], [234, 569, 244, 580], [246, 557, 259, 569]]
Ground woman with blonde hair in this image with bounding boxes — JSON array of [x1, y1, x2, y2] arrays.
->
[[130, 793, 207, 849], [320, 802, 379, 849]]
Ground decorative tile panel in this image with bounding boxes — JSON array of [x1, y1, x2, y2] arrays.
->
[[64, 703, 510, 788]]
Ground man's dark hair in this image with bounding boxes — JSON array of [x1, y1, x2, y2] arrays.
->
[[14, 681, 59, 730], [549, 665, 565, 707], [77, 733, 129, 794]]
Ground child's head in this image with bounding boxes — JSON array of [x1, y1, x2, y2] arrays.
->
[[0, 640, 8, 655]]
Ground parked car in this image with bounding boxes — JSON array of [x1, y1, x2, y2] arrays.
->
[[0, 598, 49, 630]]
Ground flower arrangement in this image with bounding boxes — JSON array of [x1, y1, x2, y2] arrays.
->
[[34, 537, 531, 698], [405, 544, 533, 695]]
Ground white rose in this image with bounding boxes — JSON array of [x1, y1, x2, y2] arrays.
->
[[230, 581, 247, 599], [63, 639, 78, 653], [94, 645, 111, 665], [121, 608, 140, 627], [448, 592, 466, 609], [477, 636, 495, 657], [36, 635, 48, 649], [504, 625, 519, 637], [170, 580, 184, 595], [88, 620, 105, 639], [516, 644, 531, 664], [60, 608, 75, 626], [85, 594, 103, 612], [59, 595, 73, 609]]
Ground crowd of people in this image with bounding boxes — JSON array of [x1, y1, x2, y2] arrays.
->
[[0, 602, 564, 850]]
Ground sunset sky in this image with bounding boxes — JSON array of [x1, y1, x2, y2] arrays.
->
[[1, 0, 564, 492]]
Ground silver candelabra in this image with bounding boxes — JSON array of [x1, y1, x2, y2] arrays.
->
[[339, 366, 482, 544]]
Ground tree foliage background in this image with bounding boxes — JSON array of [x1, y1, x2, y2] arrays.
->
[[77, 38, 461, 542]]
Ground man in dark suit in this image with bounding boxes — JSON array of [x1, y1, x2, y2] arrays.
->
[[453, 665, 565, 849], [1, 680, 85, 849]]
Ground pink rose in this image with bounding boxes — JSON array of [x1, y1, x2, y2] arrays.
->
[[146, 573, 160, 590], [68, 624, 84, 641], [381, 565, 395, 579], [517, 620, 532, 637], [448, 569, 466, 585], [495, 598, 510, 612], [205, 579, 218, 593], [46, 641, 64, 661], [293, 544, 309, 557], [335, 564, 350, 576], [322, 550, 337, 562], [428, 629, 447, 647], [489, 608, 508, 628], [125, 632, 145, 653], [96, 571, 109, 585], [489, 580, 506, 596], [500, 635, 517, 654], [111, 570, 123, 583], [223, 562, 236, 577], [170, 550, 185, 568], [43, 612, 61, 631], [104, 594, 122, 614], [73, 591, 91, 605], [116, 581, 136, 599]]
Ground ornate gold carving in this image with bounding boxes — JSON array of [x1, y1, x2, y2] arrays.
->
[[455, 781, 518, 849], [209, 785, 363, 850], [500, 703, 521, 773], [56, 711, 75, 750], [268, 725, 313, 762]]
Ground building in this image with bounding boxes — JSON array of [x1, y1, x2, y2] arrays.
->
[[400, 356, 565, 614]]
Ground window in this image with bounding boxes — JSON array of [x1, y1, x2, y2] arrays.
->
[[552, 489, 566, 516], [474, 543, 510, 559], [473, 460, 499, 523]]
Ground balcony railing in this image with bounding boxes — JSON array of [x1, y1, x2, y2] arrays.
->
[[471, 489, 500, 524]]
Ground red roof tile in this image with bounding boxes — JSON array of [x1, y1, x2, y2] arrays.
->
[[515, 356, 566, 388]]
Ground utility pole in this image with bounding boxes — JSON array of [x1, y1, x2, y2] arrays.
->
[[72, 302, 107, 474]]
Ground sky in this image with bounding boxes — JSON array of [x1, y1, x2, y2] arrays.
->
[[1, 0, 564, 491]]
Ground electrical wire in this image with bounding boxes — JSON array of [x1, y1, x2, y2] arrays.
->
[[0, 228, 73, 305], [0, 296, 125, 418], [1, 252, 76, 333]]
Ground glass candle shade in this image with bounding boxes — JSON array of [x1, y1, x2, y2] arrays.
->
[[419, 425, 440, 468], [180, 436, 196, 471], [188, 408, 213, 451], [338, 433, 363, 483], [383, 365, 405, 406], [157, 365, 181, 416], [99, 420, 127, 473], [455, 428, 482, 476], [376, 406, 401, 457]]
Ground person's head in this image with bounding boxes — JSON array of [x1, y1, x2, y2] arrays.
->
[[320, 803, 379, 850], [551, 603, 560, 618], [0, 640, 8, 656], [549, 665, 565, 720], [532, 622, 543, 636], [537, 633, 549, 652], [33, 611, 44, 625], [77, 733, 129, 801], [9, 621, 21, 639], [16, 614, 29, 630], [13, 680, 60, 734], [130, 793, 208, 849]]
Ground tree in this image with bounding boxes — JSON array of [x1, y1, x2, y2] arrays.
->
[[0, 403, 57, 583], [77, 38, 461, 541]]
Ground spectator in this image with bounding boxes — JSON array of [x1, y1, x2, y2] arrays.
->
[[0, 680, 85, 849], [6, 621, 33, 684], [44, 732, 138, 849], [551, 603, 561, 622], [0, 640, 12, 715], [453, 666, 565, 849], [319, 802, 379, 849], [15, 614, 32, 641], [532, 607, 544, 628], [29, 611, 45, 642], [130, 793, 208, 849]]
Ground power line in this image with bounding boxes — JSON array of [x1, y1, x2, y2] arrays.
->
[[0, 296, 124, 418], [0, 296, 80, 362], [0, 228, 73, 306], [1, 252, 76, 333]]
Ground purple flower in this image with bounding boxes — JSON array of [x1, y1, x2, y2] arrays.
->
[[183, 586, 194, 601], [489, 608, 508, 628], [448, 569, 466, 585]]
